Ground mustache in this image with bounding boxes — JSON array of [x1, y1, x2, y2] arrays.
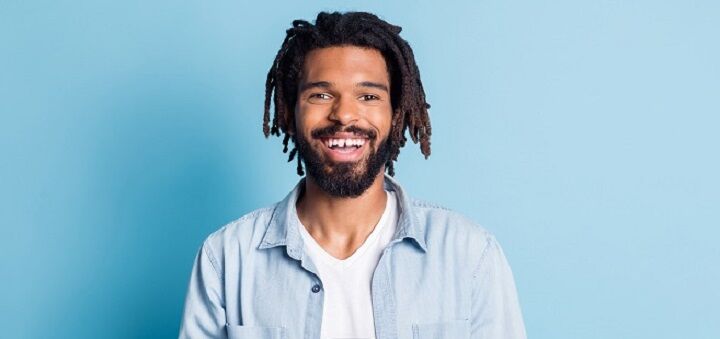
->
[[310, 125, 377, 140]]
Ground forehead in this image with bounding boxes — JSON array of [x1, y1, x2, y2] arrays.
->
[[301, 45, 389, 84]]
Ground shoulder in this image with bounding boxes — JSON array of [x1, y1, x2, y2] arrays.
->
[[410, 198, 492, 241], [408, 198, 497, 268], [199, 204, 278, 268]]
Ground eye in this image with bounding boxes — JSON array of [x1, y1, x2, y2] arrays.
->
[[309, 93, 332, 100], [359, 94, 380, 101]]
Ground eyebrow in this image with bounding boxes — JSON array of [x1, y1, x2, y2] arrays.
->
[[358, 81, 389, 93], [299, 81, 389, 93], [299, 81, 332, 92]]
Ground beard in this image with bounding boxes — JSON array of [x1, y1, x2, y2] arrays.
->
[[294, 124, 391, 198]]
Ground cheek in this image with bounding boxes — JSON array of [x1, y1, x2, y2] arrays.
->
[[372, 108, 393, 138], [293, 105, 313, 134], [295, 103, 325, 125]]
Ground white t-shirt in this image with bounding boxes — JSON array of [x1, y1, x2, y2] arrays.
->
[[298, 190, 398, 339]]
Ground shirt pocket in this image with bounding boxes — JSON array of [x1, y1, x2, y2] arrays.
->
[[411, 319, 470, 339], [226, 325, 285, 339]]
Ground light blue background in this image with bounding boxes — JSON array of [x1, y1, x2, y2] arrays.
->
[[1, 1, 718, 338]]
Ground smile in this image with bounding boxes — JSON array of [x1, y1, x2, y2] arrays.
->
[[323, 138, 366, 149], [319, 137, 368, 161]]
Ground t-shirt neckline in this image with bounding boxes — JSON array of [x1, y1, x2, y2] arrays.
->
[[298, 190, 394, 269]]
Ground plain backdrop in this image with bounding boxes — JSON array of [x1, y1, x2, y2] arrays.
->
[[1, 0, 718, 338]]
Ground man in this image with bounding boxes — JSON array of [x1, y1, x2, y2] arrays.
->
[[179, 11, 526, 339]]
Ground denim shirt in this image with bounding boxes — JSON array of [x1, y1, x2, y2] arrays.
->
[[179, 174, 526, 339]]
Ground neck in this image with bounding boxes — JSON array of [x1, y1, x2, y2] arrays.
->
[[296, 170, 388, 258]]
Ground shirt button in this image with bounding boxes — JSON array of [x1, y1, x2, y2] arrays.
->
[[311, 284, 321, 293]]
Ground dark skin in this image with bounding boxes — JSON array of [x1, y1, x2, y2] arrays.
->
[[293, 46, 393, 260]]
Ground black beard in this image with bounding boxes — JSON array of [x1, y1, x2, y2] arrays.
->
[[294, 125, 391, 198]]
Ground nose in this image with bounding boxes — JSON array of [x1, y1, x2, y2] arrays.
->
[[328, 95, 360, 125]]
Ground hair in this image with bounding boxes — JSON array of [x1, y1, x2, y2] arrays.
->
[[263, 11, 431, 177]]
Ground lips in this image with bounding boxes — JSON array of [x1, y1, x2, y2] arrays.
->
[[317, 133, 370, 162], [322, 137, 367, 149]]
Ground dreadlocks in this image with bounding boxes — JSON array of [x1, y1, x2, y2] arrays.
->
[[263, 11, 431, 177]]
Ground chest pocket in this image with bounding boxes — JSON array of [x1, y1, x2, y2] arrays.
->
[[226, 325, 285, 339], [412, 319, 470, 339]]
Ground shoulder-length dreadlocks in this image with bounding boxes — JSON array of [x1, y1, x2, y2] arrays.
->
[[263, 11, 431, 177]]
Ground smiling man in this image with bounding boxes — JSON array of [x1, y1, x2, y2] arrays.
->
[[179, 11, 526, 339]]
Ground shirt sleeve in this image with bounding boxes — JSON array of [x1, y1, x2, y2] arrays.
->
[[470, 235, 527, 339], [178, 241, 227, 339]]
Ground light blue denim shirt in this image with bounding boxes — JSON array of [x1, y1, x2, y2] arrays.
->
[[179, 174, 526, 339]]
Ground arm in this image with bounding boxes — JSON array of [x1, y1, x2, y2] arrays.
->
[[178, 241, 227, 339], [470, 235, 527, 339]]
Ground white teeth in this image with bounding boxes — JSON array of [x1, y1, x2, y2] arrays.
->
[[325, 138, 366, 148]]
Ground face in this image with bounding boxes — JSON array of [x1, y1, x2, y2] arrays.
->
[[293, 45, 393, 197]]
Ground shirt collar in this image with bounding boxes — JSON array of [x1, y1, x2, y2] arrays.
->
[[258, 174, 427, 259]]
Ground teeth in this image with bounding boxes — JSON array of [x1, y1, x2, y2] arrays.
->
[[324, 138, 366, 148]]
